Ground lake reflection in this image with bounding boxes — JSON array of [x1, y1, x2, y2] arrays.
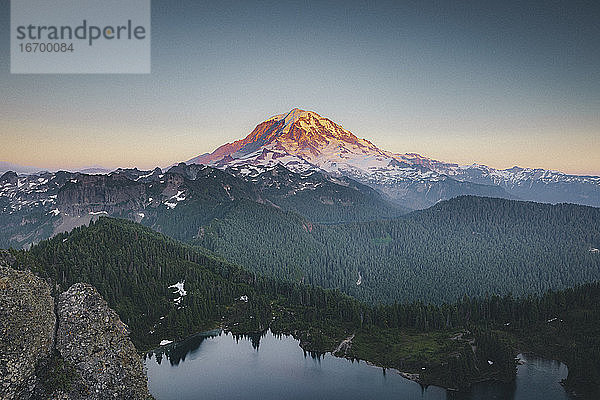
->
[[145, 330, 571, 400]]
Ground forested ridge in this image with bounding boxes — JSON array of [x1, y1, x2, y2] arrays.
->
[[137, 163, 406, 243], [10, 216, 600, 396], [195, 195, 600, 304]]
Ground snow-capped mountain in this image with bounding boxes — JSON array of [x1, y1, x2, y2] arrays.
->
[[189, 108, 599, 208], [189, 108, 401, 175], [430, 163, 600, 205]]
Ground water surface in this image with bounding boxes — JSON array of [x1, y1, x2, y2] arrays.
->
[[145, 330, 571, 400]]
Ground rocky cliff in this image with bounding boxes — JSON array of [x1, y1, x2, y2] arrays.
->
[[0, 252, 151, 399], [56, 174, 148, 216], [55, 283, 150, 399], [0, 254, 55, 399]]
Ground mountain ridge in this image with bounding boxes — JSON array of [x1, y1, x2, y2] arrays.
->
[[0, 161, 404, 249]]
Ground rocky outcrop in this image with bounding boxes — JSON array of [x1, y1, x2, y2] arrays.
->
[[0, 254, 151, 400], [55, 283, 150, 399], [0, 256, 56, 399], [0, 171, 18, 185], [56, 174, 147, 216]]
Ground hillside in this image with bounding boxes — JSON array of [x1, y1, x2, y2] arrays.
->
[[0, 163, 404, 249], [195, 196, 600, 304], [14, 217, 258, 350]]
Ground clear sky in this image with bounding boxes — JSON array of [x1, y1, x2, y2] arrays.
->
[[1, 0, 599, 175]]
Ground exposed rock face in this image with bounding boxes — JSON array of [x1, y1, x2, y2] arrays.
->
[[56, 283, 150, 399], [0, 253, 151, 399], [0, 171, 19, 185], [0, 255, 56, 399], [57, 174, 147, 216]]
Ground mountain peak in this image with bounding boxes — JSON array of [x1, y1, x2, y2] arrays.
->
[[188, 108, 377, 166], [267, 108, 323, 133]]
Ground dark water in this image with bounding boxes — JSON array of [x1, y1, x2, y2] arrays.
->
[[145, 330, 571, 400]]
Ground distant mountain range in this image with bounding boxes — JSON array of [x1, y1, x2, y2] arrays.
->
[[0, 161, 111, 175], [188, 108, 600, 209], [0, 162, 49, 175]]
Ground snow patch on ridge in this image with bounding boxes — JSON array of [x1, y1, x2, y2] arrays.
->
[[89, 211, 108, 215], [164, 190, 186, 209], [169, 281, 187, 305]]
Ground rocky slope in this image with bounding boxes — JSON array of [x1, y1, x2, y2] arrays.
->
[[0, 253, 55, 399], [0, 252, 151, 399], [55, 283, 150, 399], [0, 160, 402, 248]]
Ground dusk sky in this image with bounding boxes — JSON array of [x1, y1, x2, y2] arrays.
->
[[1, 0, 599, 175]]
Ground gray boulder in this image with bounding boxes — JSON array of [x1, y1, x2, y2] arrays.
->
[[56, 283, 151, 399], [0, 258, 56, 399]]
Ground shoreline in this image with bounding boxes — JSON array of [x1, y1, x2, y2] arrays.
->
[[145, 325, 574, 396]]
